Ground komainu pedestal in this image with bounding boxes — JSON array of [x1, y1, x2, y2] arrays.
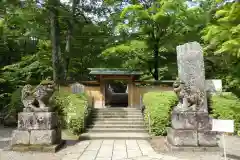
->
[[11, 112, 62, 145], [10, 79, 63, 152], [166, 42, 219, 151], [166, 111, 218, 150]]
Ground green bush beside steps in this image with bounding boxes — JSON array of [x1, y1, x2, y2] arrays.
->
[[143, 91, 240, 136], [2, 85, 93, 135], [52, 88, 93, 135], [143, 91, 177, 136]]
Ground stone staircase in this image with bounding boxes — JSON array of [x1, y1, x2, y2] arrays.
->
[[80, 107, 150, 140]]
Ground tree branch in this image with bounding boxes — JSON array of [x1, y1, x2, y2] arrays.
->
[[59, 3, 91, 24]]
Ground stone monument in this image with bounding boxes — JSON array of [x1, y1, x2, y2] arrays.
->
[[10, 78, 63, 152], [70, 82, 85, 94], [166, 42, 218, 151]]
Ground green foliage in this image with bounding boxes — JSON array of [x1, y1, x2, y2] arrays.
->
[[9, 87, 24, 113], [0, 0, 109, 119], [3, 87, 24, 125], [202, 1, 240, 57], [0, 78, 14, 110], [1, 0, 239, 131], [101, 40, 149, 69], [101, 0, 211, 80], [202, 1, 240, 95], [1, 55, 52, 85], [40, 79, 55, 85], [210, 92, 240, 133], [143, 91, 177, 136], [52, 89, 92, 135]]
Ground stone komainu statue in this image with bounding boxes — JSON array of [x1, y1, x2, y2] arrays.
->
[[173, 79, 205, 111], [21, 79, 55, 112]]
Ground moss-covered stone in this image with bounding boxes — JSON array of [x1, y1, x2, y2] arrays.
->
[[40, 79, 55, 85], [10, 141, 65, 153], [28, 144, 44, 151], [11, 144, 30, 152]]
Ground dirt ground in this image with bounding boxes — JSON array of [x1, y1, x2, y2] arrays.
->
[[150, 136, 168, 153]]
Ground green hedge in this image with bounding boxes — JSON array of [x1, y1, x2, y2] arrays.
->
[[210, 92, 240, 133], [143, 91, 177, 136], [52, 89, 93, 135], [1, 85, 93, 132], [143, 91, 240, 136]]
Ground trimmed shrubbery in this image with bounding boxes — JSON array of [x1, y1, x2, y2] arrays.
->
[[143, 91, 177, 136], [143, 91, 240, 136], [52, 88, 93, 135], [209, 92, 240, 133], [1, 84, 93, 134]]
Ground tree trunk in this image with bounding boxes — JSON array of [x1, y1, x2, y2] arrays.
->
[[63, 0, 78, 82], [49, 0, 61, 85], [153, 44, 159, 80], [64, 21, 72, 82]]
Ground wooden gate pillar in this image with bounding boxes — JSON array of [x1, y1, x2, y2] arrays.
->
[[100, 75, 105, 108], [128, 77, 134, 108]]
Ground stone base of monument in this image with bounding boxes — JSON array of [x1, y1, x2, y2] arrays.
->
[[166, 111, 220, 152], [165, 138, 220, 152], [9, 112, 64, 153], [9, 140, 65, 152]]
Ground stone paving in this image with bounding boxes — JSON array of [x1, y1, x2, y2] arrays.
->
[[0, 126, 238, 160], [0, 139, 236, 160], [60, 140, 157, 160]]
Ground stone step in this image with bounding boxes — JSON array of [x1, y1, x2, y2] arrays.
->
[[83, 108, 148, 140], [89, 124, 145, 128], [93, 120, 144, 125], [79, 132, 150, 140], [93, 108, 142, 113], [92, 114, 143, 118], [93, 110, 141, 113], [87, 128, 148, 133], [92, 112, 143, 116], [92, 109, 142, 113], [94, 108, 140, 111], [92, 117, 144, 121]]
